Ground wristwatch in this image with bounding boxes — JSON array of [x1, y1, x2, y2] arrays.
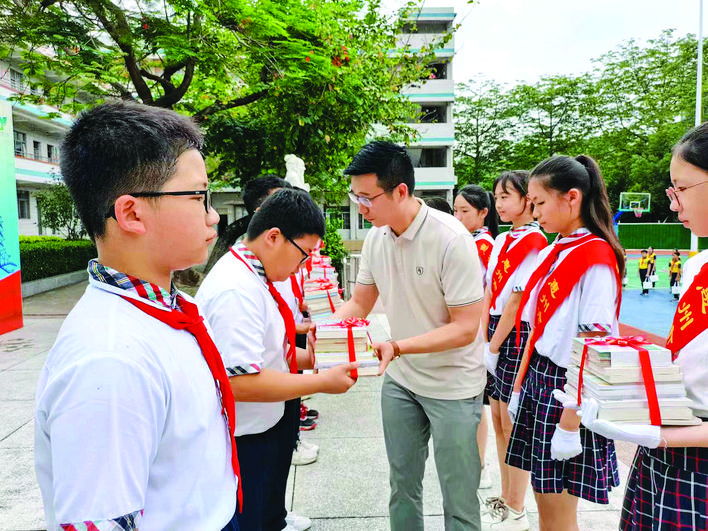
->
[[388, 340, 401, 359]]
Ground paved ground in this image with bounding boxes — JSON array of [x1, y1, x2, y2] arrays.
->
[[1, 281, 637, 530]]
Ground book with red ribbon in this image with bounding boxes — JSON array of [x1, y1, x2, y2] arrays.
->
[[564, 336, 700, 426], [314, 318, 379, 377], [304, 279, 343, 320]]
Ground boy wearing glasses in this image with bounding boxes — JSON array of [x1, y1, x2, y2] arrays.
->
[[34, 102, 239, 529], [196, 188, 358, 531], [335, 141, 486, 530]]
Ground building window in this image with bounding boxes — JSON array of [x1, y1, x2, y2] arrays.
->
[[402, 22, 450, 34], [14, 131, 26, 157], [10, 68, 24, 91], [33, 141, 41, 160], [408, 147, 448, 168], [17, 190, 30, 219], [47, 144, 58, 163], [325, 206, 351, 230], [419, 104, 448, 124], [428, 62, 448, 80]]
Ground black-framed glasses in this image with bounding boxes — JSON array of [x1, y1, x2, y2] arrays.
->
[[285, 235, 310, 264], [348, 190, 386, 208], [666, 180, 708, 208], [106, 189, 212, 219]]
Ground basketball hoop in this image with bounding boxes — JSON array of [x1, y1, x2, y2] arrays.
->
[[633, 207, 644, 218]]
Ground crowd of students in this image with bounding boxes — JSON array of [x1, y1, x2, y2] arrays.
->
[[33, 101, 707, 531]]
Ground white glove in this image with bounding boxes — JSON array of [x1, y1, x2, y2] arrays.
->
[[551, 388, 580, 410], [507, 391, 520, 423], [484, 343, 499, 377], [580, 398, 662, 449], [550, 424, 583, 460]]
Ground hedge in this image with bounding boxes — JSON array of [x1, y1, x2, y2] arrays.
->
[[19, 237, 97, 282]]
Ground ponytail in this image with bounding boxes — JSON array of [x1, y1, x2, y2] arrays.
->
[[530, 155, 625, 279], [457, 184, 499, 237]]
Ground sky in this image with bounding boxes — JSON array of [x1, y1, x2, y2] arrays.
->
[[385, 0, 704, 85]]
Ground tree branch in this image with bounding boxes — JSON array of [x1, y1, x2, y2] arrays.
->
[[193, 89, 269, 122], [153, 58, 195, 108]]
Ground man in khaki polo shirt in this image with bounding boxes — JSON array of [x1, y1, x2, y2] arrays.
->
[[334, 141, 486, 531]]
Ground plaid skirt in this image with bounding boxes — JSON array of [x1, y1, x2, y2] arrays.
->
[[620, 442, 708, 530], [505, 352, 620, 503], [485, 315, 530, 403]]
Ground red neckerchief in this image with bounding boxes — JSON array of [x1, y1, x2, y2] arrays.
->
[[122, 295, 243, 511], [474, 229, 494, 269], [489, 230, 547, 311], [291, 273, 304, 312], [666, 261, 708, 358], [514, 234, 621, 386], [230, 248, 298, 374]]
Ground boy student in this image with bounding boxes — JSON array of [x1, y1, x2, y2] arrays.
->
[[639, 249, 650, 295], [334, 141, 486, 531], [34, 102, 239, 530], [196, 188, 358, 531]]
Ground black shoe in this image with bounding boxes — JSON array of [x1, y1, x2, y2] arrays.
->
[[300, 418, 317, 431]]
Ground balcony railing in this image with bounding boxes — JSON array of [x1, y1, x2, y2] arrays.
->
[[15, 148, 59, 164]]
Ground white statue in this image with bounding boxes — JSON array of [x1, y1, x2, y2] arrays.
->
[[284, 154, 309, 192]]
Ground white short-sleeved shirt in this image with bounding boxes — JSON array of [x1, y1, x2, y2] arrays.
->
[[676, 250, 708, 417], [486, 225, 545, 316], [35, 282, 236, 530], [356, 200, 486, 399], [521, 229, 619, 368], [196, 248, 289, 436]]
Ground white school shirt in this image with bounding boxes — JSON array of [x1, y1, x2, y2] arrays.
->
[[356, 200, 486, 399], [473, 229, 495, 289], [276, 270, 305, 325], [35, 281, 236, 530], [485, 224, 545, 317], [196, 247, 289, 436], [520, 228, 619, 368], [676, 250, 708, 417]]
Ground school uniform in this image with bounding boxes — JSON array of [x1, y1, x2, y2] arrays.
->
[[505, 228, 621, 504], [197, 243, 297, 531], [639, 256, 650, 295], [620, 250, 708, 531], [648, 252, 657, 287], [473, 227, 495, 288], [35, 261, 238, 530], [669, 258, 682, 300], [484, 222, 546, 402]]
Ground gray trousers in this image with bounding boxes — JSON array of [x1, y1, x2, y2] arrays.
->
[[381, 374, 483, 531]]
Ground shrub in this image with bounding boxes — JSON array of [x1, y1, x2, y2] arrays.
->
[[322, 216, 349, 278], [19, 237, 97, 282]]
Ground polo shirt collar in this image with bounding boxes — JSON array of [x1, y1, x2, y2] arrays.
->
[[394, 198, 428, 241], [233, 242, 268, 283]]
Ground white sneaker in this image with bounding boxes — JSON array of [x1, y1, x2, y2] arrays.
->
[[299, 439, 319, 454], [291, 442, 317, 466], [479, 464, 492, 489], [285, 512, 312, 531], [482, 500, 529, 531]]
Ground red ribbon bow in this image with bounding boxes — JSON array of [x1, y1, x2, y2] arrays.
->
[[321, 318, 370, 328], [578, 335, 661, 426], [321, 318, 369, 379]]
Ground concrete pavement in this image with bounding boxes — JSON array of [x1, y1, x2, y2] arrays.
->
[[0, 281, 633, 530]]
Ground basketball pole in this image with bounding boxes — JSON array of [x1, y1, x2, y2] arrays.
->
[[692, 0, 703, 257]]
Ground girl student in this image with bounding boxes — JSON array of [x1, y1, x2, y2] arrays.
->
[[454, 184, 499, 490], [479, 170, 548, 529], [669, 248, 682, 300], [573, 124, 708, 531], [505, 155, 625, 531]]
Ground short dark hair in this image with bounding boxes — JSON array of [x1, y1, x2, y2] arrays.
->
[[641, 249, 648, 253], [424, 197, 453, 215], [343, 141, 415, 195], [247, 188, 325, 240], [60, 102, 203, 240], [242, 175, 292, 216]]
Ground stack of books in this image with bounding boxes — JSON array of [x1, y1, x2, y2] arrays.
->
[[304, 280, 343, 321], [565, 337, 699, 425], [314, 319, 379, 376]]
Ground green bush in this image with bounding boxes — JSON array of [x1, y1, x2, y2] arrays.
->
[[20, 237, 97, 282], [322, 216, 349, 278]]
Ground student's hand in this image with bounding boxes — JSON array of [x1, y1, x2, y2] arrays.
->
[[484, 343, 499, 377], [579, 398, 662, 448], [296, 322, 311, 335], [372, 341, 397, 376], [551, 388, 580, 410], [507, 391, 520, 424], [306, 324, 317, 367], [550, 425, 582, 460], [320, 362, 359, 393]]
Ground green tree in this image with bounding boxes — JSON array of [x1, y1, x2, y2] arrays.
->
[[34, 180, 86, 240]]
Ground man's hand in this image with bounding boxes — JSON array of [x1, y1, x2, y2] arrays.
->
[[319, 362, 360, 393], [372, 341, 397, 376]]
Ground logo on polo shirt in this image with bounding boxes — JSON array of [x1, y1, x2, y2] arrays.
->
[[416, 266, 424, 276]]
